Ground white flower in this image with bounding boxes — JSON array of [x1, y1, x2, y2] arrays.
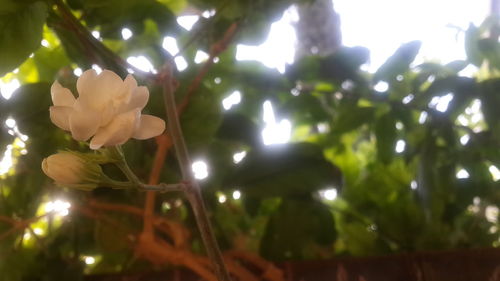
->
[[42, 152, 102, 189], [49, 69, 165, 149]]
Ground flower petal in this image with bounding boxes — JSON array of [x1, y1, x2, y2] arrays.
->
[[127, 86, 149, 110], [118, 74, 137, 101], [76, 69, 98, 97], [69, 109, 101, 141], [49, 106, 73, 130], [89, 109, 140, 149], [51, 81, 75, 106], [99, 103, 116, 127], [78, 69, 123, 110], [112, 74, 138, 112], [132, 115, 165, 140]]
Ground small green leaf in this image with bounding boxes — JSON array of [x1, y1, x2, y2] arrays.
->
[[216, 112, 261, 146], [375, 112, 397, 164], [0, 1, 48, 76], [225, 142, 342, 197], [478, 38, 500, 70], [332, 105, 375, 135], [464, 24, 483, 66], [374, 41, 421, 82], [260, 197, 336, 260]]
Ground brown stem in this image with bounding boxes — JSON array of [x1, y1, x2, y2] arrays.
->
[[143, 135, 172, 234], [0, 214, 49, 241], [177, 22, 239, 115], [161, 64, 232, 281]]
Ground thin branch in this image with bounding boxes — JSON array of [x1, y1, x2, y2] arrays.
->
[[0, 215, 17, 225], [53, 0, 156, 81], [177, 22, 239, 115], [0, 214, 49, 241], [161, 64, 232, 281], [143, 135, 173, 235]]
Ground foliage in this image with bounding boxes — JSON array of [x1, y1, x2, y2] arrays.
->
[[0, 0, 499, 279]]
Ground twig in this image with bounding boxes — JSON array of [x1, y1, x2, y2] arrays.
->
[[53, 0, 156, 81], [0, 215, 17, 225], [177, 22, 239, 115], [0, 214, 49, 241], [108, 145, 184, 192], [161, 63, 232, 281], [144, 134, 173, 234]]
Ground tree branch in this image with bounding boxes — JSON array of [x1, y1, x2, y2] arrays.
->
[[177, 22, 239, 115], [161, 64, 232, 281], [143, 134, 173, 235]]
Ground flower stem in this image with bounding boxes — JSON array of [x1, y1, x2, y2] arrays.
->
[[108, 146, 184, 193], [107, 146, 141, 185], [161, 64, 232, 281]]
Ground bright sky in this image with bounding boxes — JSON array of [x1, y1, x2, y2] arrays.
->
[[234, 0, 490, 72], [334, 0, 490, 70]]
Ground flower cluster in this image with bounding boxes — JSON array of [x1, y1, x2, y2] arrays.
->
[[43, 69, 165, 189]]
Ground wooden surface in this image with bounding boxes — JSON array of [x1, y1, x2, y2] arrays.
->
[[85, 248, 500, 281]]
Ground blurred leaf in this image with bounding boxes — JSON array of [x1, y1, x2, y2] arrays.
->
[[332, 105, 375, 135], [216, 112, 261, 146], [375, 112, 397, 164], [82, 0, 180, 38], [260, 197, 336, 260], [479, 78, 500, 136], [413, 76, 477, 118], [374, 41, 421, 82], [181, 85, 222, 150], [0, 1, 47, 76], [445, 60, 469, 72], [320, 46, 370, 82], [464, 24, 483, 66], [478, 38, 500, 70], [225, 142, 342, 197]]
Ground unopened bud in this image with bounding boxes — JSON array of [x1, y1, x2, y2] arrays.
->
[[42, 152, 103, 190]]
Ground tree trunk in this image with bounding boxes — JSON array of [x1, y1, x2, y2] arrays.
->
[[295, 0, 342, 59]]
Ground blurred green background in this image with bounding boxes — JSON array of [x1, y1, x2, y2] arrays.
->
[[0, 0, 499, 280]]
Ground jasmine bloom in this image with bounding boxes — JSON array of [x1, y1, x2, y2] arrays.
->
[[49, 69, 165, 149]]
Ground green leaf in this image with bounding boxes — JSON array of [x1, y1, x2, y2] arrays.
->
[[375, 112, 397, 164], [464, 24, 483, 66], [374, 41, 421, 82], [320, 46, 370, 82], [478, 38, 500, 70], [260, 197, 336, 260], [216, 112, 261, 146], [225, 142, 342, 197], [479, 78, 500, 136], [180, 85, 222, 151], [413, 76, 477, 119], [332, 105, 375, 135], [81, 0, 180, 38], [0, 1, 48, 76]]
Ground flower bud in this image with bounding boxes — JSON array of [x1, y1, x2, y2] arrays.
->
[[42, 152, 103, 190]]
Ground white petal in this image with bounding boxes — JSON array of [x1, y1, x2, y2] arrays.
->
[[132, 115, 165, 140], [69, 109, 101, 141], [76, 69, 98, 97], [89, 109, 140, 149], [78, 69, 123, 110], [49, 106, 73, 130], [119, 74, 137, 101], [99, 103, 116, 126], [127, 86, 149, 110], [51, 81, 75, 106], [97, 70, 124, 96]]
